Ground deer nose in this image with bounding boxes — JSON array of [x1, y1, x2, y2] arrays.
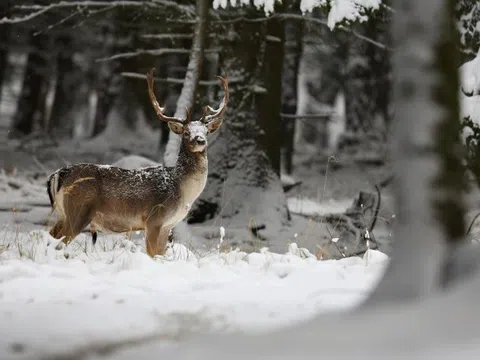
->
[[195, 137, 206, 145]]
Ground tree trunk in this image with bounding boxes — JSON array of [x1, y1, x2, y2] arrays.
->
[[344, 34, 374, 134], [0, 2, 12, 106], [0, 25, 9, 106], [256, 10, 284, 176], [10, 31, 51, 138], [163, 0, 210, 167], [157, 26, 192, 152], [370, 4, 392, 128], [299, 29, 347, 149], [189, 18, 290, 252], [365, 0, 465, 305], [280, 0, 303, 174], [341, 13, 391, 140], [48, 33, 78, 137], [91, 12, 131, 137]]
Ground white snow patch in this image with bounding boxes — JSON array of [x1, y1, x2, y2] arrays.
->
[[112, 155, 160, 170], [0, 229, 388, 359], [301, 0, 382, 29], [287, 197, 352, 216], [460, 49, 480, 99], [461, 49, 480, 125]]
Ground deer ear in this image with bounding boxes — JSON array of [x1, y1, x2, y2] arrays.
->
[[168, 121, 184, 135], [206, 118, 223, 134]]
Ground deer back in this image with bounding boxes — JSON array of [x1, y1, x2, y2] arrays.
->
[[48, 163, 184, 232]]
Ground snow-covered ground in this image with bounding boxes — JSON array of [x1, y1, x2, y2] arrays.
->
[[0, 227, 389, 360]]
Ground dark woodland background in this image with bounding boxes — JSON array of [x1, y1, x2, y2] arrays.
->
[[0, 0, 479, 257]]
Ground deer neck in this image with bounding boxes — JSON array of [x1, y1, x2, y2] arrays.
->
[[173, 139, 208, 203]]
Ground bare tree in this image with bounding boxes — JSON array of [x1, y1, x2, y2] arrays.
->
[[163, 0, 210, 167]]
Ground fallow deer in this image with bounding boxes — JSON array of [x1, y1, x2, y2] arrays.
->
[[46, 69, 228, 257]]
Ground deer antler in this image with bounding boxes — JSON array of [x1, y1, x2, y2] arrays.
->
[[147, 68, 186, 124], [201, 76, 229, 123]]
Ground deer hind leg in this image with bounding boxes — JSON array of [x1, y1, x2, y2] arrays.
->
[[90, 224, 98, 246]]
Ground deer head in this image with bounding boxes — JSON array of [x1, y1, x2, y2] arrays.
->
[[147, 69, 229, 153]]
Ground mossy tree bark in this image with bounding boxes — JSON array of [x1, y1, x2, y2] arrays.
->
[[189, 16, 290, 252]]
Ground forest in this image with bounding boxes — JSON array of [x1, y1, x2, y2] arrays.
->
[[1, 0, 480, 359]]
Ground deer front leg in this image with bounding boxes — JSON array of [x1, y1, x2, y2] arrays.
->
[[157, 226, 173, 256], [145, 225, 161, 257]]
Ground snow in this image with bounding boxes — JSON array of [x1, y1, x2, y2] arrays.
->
[[461, 49, 480, 125], [287, 196, 352, 216], [112, 155, 160, 170], [301, 0, 382, 29], [0, 228, 388, 360], [212, 0, 383, 28], [460, 49, 480, 98]]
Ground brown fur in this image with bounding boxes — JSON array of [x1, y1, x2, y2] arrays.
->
[[47, 142, 208, 256], [47, 70, 228, 257]]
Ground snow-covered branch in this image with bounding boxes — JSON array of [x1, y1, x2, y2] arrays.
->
[[212, 13, 389, 50], [283, 13, 390, 50], [121, 72, 244, 86], [213, 0, 383, 29], [460, 51, 480, 97], [140, 34, 194, 41], [301, 0, 383, 30], [96, 48, 220, 62], [0, 0, 194, 25]]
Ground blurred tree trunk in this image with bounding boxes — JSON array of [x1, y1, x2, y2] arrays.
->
[[10, 31, 51, 138], [158, 26, 191, 152], [280, 1, 303, 174], [48, 33, 78, 137], [0, 0, 11, 106], [0, 25, 10, 106], [342, 11, 391, 137], [190, 17, 290, 252], [91, 15, 125, 137], [365, 0, 466, 305], [371, 2, 392, 128], [257, 7, 284, 176], [344, 34, 374, 134], [299, 28, 347, 149]]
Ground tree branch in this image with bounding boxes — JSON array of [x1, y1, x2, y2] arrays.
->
[[0, 0, 194, 24], [121, 72, 244, 86], [208, 13, 391, 50], [140, 34, 193, 41], [96, 47, 220, 62], [280, 112, 335, 120]]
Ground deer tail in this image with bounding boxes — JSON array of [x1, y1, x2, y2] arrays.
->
[[46, 170, 61, 209]]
